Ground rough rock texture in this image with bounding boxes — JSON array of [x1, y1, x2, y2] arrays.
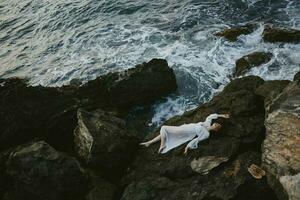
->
[[0, 150, 13, 199], [122, 152, 277, 200], [85, 170, 115, 200], [121, 76, 273, 200], [294, 70, 300, 81], [0, 59, 177, 152], [262, 81, 300, 200], [255, 80, 291, 109], [78, 58, 177, 110], [0, 78, 78, 152], [214, 24, 257, 42], [234, 52, 272, 77], [3, 141, 89, 200], [74, 109, 139, 179], [263, 26, 300, 43], [191, 156, 229, 174], [279, 173, 300, 200]]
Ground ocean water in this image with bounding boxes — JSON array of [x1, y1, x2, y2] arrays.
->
[[1, 0, 300, 127]]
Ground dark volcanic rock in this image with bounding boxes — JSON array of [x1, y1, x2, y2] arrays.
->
[[263, 26, 300, 43], [4, 141, 89, 200], [262, 81, 300, 200], [0, 78, 78, 152], [255, 80, 291, 109], [122, 152, 277, 200], [121, 76, 268, 199], [214, 24, 257, 42], [85, 170, 116, 200], [294, 70, 300, 81], [234, 52, 272, 77], [74, 109, 139, 179], [0, 150, 13, 199], [0, 58, 177, 152], [78, 58, 177, 110]]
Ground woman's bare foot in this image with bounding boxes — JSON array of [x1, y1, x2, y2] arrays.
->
[[139, 142, 151, 147], [158, 145, 166, 154]]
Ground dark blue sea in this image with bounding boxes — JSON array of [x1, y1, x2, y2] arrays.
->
[[1, 0, 300, 127]]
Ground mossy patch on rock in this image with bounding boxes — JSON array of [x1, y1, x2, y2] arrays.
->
[[234, 52, 272, 77]]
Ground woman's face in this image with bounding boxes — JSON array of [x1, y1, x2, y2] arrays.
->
[[211, 123, 222, 132]]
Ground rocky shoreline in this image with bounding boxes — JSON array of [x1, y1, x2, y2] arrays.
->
[[0, 26, 300, 200]]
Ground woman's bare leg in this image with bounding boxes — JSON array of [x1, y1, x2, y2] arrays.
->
[[140, 134, 161, 147], [140, 125, 185, 153]]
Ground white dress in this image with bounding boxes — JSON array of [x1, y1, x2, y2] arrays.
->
[[159, 113, 220, 154]]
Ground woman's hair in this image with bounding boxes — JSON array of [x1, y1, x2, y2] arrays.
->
[[212, 122, 222, 131]]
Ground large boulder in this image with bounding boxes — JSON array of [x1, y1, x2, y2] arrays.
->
[[234, 52, 272, 77], [214, 24, 257, 42], [0, 59, 177, 152], [255, 80, 291, 109], [121, 76, 271, 199], [122, 152, 277, 200], [0, 78, 78, 152], [262, 26, 300, 43], [74, 109, 139, 179], [262, 81, 300, 200], [3, 141, 89, 200], [78, 58, 177, 110]]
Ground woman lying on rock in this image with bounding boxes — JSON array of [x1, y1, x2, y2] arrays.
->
[[140, 113, 230, 155]]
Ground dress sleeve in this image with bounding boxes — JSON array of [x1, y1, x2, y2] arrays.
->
[[204, 113, 219, 125], [186, 128, 210, 150], [186, 137, 200, 150]]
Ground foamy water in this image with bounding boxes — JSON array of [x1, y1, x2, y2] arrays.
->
[[0, 0, 299, 127]]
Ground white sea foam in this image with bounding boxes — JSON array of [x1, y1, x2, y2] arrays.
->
[[0, 0, 299, 127]]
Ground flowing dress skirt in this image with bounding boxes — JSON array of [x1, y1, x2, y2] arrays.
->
[[160, 123, 198, 154]]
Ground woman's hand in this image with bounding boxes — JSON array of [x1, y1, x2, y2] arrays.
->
[[220, 113, 230, 118]]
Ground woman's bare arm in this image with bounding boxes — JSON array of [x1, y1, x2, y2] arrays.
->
[[218, 114, 230, 118]]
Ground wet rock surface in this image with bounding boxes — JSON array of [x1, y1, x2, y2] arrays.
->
[[214, 24, 257, 42], [294, 70, 300, 81], [78, 58, 177, 111], [234, 52, 272, 77], [263, 26, 300, 43]]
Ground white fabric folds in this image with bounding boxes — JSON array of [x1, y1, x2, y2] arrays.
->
[[160, 113, 219, 154]]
